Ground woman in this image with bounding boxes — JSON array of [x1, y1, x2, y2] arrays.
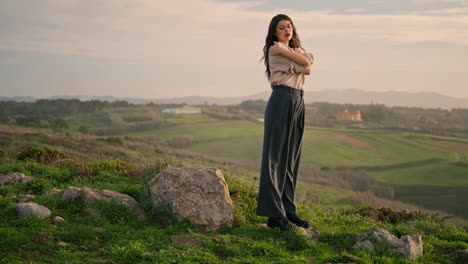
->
[[256, 14, 314, 231]]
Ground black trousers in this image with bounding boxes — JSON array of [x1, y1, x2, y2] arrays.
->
[[256, 85, 305, 217]]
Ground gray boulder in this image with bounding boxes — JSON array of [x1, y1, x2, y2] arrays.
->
[[16, 202, 51, 220], [0, 172, 34, 186], [353, 226, 423, 260], [451, 249, 468, 264], [62, 186, 145, 221], [149, 164, 234, 232]]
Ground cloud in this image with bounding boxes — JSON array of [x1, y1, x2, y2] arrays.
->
[[418, 6, 468, 14], [344, 8, 369, 13], [1, 0, 467, 61], [1, 0, 468, 98]]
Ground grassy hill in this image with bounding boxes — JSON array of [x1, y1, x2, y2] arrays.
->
[[0, 125, 467, 263], [109, 113, 468, 220]]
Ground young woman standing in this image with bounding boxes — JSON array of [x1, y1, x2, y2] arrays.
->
[[256, 14, 314, 231]]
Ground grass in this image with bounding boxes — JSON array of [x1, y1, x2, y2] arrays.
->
[[0, 129, 467, 263], [62, 112, 468, 221], [392, 184, 468, 219], [371, 160, 468, 187], [65, 112, 113, 130], [126, 114, 456, 168], [0, 156, 466, 263]]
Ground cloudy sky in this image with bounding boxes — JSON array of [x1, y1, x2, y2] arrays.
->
[[1, 0, 468, 99]]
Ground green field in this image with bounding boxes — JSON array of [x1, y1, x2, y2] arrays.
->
[[123, 113, 468, 219]]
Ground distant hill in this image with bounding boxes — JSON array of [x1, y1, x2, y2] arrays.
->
[[2, 89, 468, 109], [0, 96, 36, 102]]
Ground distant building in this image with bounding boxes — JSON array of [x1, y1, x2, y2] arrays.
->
[[201, 106, 227, 112], [336, 109, 363, 121], [162, 106, 202, 114]]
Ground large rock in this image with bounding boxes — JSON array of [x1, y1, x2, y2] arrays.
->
[[0, 172, 34, 186], [16, 202, 51, 220], [62, 186, 145, 221], [149, 164, 234, 232], [353, 226, 423, 260], [452, 249, 468, 264]]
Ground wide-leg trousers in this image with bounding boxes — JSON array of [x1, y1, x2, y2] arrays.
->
[[256, 85, 305, 217]]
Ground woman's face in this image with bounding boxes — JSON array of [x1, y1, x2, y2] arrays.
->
[[275, 19, 293, 44]]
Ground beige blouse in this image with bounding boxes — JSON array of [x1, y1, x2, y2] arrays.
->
[[268, 41, 314, 90]]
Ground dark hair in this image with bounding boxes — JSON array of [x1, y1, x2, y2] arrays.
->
[[261, 14, 302, 80]]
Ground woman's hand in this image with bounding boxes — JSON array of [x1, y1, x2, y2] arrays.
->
[[270, 42, 311, 67], [304, 64, 311, 75]]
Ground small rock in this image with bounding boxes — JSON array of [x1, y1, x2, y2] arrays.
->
[[52, 216, 65, 225], [57, 241, 71, 247], [63, 186, 145, 221], [170, 235, 204, 248], [256, 223, 269, 229], [353, 226, 423, 260], [0, 172, 34, 186], [297, 227, 320, 239], [451, 249, 468, 264], [16, 194, 36, 203], [45, 188, 62, 196], [16, 202, 51, 220]]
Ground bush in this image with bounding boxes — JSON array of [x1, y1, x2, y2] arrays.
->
[[16, 145, 67, 164]]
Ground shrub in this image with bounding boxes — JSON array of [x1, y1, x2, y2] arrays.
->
[[16, 145, 67, 164]]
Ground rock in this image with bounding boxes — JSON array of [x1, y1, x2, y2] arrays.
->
[[57, 241, 71, 247], [149, 164, 234, 232], [52, 216, 65, 225], [297, 227, 320, 239], [16, 194, 36, 203], [45, 188, 62, 196], [16, 202, 51, 220], [393, 234, 424, 260], [62, 186, 145, 221], [353, 226, 423, 260], [0, 172, 34, 186], [451, 249, 468, 264], [170, 235, 204, 248]]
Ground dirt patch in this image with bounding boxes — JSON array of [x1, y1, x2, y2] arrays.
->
[[329, 133, 373, 148], [425, 140, 468, 150]]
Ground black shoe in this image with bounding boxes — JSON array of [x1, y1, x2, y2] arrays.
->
[[267, 216, 294, 231], [286, 213, 310, 228]]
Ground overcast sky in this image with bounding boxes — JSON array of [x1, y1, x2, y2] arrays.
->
[[1, 0, 468, 99]]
